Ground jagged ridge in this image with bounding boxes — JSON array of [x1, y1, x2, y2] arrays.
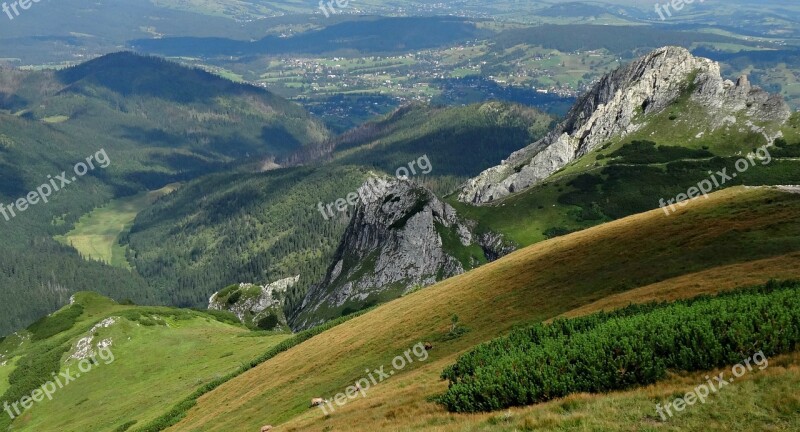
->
[[459, 46, 791, 204]]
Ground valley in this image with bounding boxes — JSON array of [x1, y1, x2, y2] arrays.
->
[[54, 184, 179, 269], [1, 2, 799, 431]]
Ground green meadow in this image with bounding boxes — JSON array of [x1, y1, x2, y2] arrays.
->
[[55, 184, 180, 269], [1, 293, 290, 432]]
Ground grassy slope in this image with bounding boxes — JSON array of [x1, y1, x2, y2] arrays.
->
[[166, 186, 800, 432], [54, 184, 180, 269], [0, 294, 290, 432], [0, 357, 14, 396]]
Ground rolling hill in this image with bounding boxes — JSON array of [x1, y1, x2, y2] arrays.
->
[[0, 293, 291, 431], [0, 51, 329, 336], [138, 185, 800, 432]]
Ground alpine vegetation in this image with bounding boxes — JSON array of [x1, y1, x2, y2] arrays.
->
[[438, 282, 800, 413], [3, 347, 116, 420], [659, 145, 772, 215]]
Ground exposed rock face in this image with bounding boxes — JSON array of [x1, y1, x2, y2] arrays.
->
[[459, 46, 791, 204], [477, 232, 517, 261], [209, 276, 299, 328], [293, 178, 493, 330], [69, 317, 118, 360]]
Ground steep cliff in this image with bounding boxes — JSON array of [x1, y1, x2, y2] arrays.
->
[[292, 178, 504, 330], [459, 46, 791, 204]]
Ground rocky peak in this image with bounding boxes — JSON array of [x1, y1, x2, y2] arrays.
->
[[291, 177, 498, 330], [209, 276, 299, 329], [736, 74, 750, 88], [459, 46, 791, 204]]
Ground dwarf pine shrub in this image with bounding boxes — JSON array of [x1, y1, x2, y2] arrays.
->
[[439, 280, 800, 412]]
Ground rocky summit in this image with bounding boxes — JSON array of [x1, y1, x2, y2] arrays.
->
[[459, 46, 791, 204], [292, 178, 488, 330]]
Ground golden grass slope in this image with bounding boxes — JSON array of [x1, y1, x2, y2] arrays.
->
[[168, 186, 800, 432]]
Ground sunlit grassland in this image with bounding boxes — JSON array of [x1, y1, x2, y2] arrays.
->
[[3, 293, 291, 432], [15, 319, 289, 432], [449, 179, 590, 246], [54, 184, 179, 269], [0, 356, 16, 396], [168, 187, 800, 432]]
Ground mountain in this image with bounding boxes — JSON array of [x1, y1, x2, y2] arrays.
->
[[0, 52, 329, 336], [459, 46, 791, 204], [292, 178, 504, 330], [291, 46, 800, 330], [0, 51, 329, 198], [151, 186, 800, 432], [122, 102, 550, 319]]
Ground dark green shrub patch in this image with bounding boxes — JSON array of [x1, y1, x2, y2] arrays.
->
[[606, 140, 713, 165], [27, 304, 84, 341], [200, 309, 241, 326], [257, 314, 280, 330], [438, 281, 800, 412], [114, 420, 138, 432], [543, 227, 576, 239]]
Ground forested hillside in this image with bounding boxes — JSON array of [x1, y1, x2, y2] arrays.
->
[[126, 165, 371, 312], [123, 102, 552, 317], [0, 52, 329, 335], [329, 102, 553, 195]]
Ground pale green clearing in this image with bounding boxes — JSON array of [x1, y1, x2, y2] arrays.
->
[[55, 184, 180, 269]]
